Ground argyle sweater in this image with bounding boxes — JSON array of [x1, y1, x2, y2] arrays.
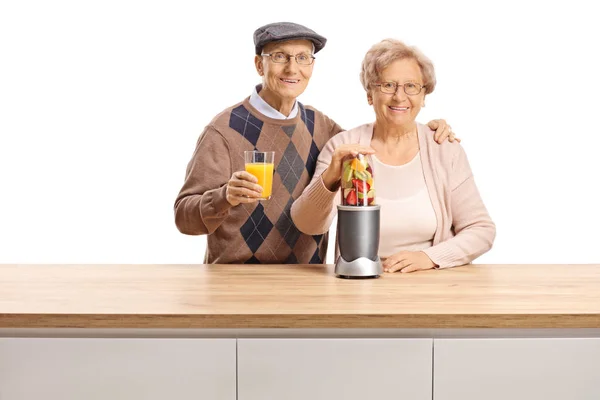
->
[[175, 97, 343, 264]]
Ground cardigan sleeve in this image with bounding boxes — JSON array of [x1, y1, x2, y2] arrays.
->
[[422, 145, 496, 268], [290, 134, 341, 235], [174, 125, 234, 235]]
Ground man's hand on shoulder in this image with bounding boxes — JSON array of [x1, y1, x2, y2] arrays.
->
[[427, 119, 461, 144]]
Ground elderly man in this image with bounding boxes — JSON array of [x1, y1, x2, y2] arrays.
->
[[174, 22, 455, 264]]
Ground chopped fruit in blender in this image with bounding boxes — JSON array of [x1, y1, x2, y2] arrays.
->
[[345, 189, 357, 206], [340, 155, 376, 206], [351, 158, 366, 172], [367, 189, 375, 205], [354, 169, 368, 180], [342, 164, 353, 186], [363, 169, 373, 186], [357, 191, 368, 205], [352, 178, 370, 194]]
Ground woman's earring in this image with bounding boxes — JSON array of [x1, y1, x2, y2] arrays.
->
[[368, 97, 373, 105]]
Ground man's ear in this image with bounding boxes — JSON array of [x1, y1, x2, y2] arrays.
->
[[255, 55, 264, 76]]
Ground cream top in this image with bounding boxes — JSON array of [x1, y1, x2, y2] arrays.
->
[[372, 153, 437, 258]]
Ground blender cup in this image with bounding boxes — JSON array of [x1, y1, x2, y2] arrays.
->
[[340, 153, 376, 207]]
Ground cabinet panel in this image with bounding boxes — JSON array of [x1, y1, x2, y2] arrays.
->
[[434, 338, 600, 400], [238, 338, 432, 400], [0, 338, 236, 400]]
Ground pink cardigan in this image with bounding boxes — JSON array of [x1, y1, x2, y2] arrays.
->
[[290, 123, 496, 268]]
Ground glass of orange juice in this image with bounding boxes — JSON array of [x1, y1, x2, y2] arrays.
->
[[244, 151, 275, 200]]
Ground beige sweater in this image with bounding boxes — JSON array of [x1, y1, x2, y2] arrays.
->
[[290, 123, 496, 268], [174, 97, 342, 264]]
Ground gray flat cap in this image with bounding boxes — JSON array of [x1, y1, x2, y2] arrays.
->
[[253, 22, 327, 55]]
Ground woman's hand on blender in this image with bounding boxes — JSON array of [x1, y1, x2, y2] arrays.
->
[[321, 144, 375, 191]]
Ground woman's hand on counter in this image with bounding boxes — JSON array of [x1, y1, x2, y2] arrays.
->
[[382, 251, 437, 273]]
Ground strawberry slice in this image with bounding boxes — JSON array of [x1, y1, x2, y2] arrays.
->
[[352, 178, 370, 194], [345, 189, 357, 206]]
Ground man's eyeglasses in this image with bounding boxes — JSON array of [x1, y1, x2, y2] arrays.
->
[[372, 82, 425, 95], [261, 52, 315, 66]]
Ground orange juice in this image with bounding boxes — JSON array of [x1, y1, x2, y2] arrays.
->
[[245, 162, 274, 199]]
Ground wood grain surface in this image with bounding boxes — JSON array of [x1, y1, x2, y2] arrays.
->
[[1, 264, 599, 328]]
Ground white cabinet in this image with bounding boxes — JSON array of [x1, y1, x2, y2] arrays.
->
[[0, 338, 236, 400], [5, 335, 599, 400], [434, 338, 600, 400], [238, 338, 432, 400]]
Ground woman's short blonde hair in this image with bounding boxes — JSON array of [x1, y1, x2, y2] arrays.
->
[[360, 39, 436, 95]]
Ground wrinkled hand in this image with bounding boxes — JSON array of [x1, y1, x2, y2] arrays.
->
[[225, 171, 263, 206], [427, 119, 461, 144], [382, 251, 437, 273], [321, 144, 375, 191]]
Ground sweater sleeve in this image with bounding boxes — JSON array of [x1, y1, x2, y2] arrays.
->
[[422, 146, 496, 268], [174, 125, 234, 235], [290, 135, 340, 235]]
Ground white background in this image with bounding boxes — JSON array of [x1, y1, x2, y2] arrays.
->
[[1, 0, 599, 264]]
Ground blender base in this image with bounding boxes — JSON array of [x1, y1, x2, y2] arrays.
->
[[335, 256, 383, 279]]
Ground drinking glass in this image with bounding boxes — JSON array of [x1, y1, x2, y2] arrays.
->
[[244, 151, 275, 200]]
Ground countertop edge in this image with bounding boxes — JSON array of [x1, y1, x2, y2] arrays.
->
[[1, 313, 599, 329]]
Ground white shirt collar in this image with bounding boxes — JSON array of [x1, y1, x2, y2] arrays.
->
[[249, 85, 298, 119]]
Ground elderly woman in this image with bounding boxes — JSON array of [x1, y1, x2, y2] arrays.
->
[[291, 39, 495, 272]]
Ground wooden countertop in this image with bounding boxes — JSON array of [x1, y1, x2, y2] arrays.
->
[[1, 264, 599, 329]]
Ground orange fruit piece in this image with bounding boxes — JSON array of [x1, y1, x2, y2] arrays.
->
[[351, 158, 366, 172]]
